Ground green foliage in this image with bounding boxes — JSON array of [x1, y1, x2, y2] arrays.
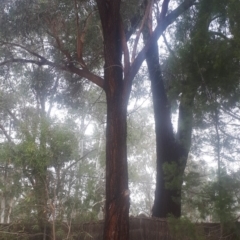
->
[[163, 162, 182, 191], [168, 216, 205, 240], [161, 0, 240, 224], [1, 0, 240, 236], [181, 156, 240, 225], [202, 172, 239, 223], [0, 0, 103, 71], [48, 123, 78, 167], [163, 0, 240, 125]]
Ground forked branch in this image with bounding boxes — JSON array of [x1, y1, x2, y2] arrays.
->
[[120, 18, 130, 78], [75, 0, 95, 69], [47, 31, 73, 62], [131, 0, 153, 63], [128, 0, 196, 84], [158, 0, 170, 22]]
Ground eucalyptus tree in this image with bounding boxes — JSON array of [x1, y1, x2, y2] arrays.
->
[[149, 0, 240, 218], [143, 0, 200, 217], [0, 0, 197, 239], [0, 67, 80, 236]]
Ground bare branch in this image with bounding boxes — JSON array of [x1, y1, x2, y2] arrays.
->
[[75, 0, 86, 68], [0, 41, 47, 62], [131, 0, 153, 63], [74, 2, 96, 69], [65, 64, 104, 88], [220, 107, 240, 121], [0, 41, 104, 88], [162, 33, 178, 59], [120, 18, 130, 78], [128, 0, 196, 84], [47, 31, 73, 61], [0, 123, 14, 144], [158, 0, 170, 22], [47, 78, 60, 117], [6, 109, 20, 125], [209, 31, 230, 40], [61, 149, 97, 179], [218, 126, 240, 141], [1, 57, 104, 88], [0, 58, 46, 66]]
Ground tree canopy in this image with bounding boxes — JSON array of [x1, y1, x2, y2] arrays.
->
[[1, 0, 240, 240]]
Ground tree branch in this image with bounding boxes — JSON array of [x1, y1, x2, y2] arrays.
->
[[65, 64, 104, 88], [0, 41, 104, 88], [162, 33, 178, 59], [74, 2, 96, 69], [0, 41, 47, 62], [0, 123, 14, 144], [125, 15, 142, 41], [218, 126, 240, 141], [47, 78, 60, 117], [209, 31, 230, 40], [61, 149, 96, 179], [128, 0, 196, 84], [6, 109, 20, 125], [220, 107, 240, 121], [131, 0, 153, 63], [0, 58, 46, 66], [120, 18, 130, 78], [158, 0, 170, 22], [46, 31, 73, 62]]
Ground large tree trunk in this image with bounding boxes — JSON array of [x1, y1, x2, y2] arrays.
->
[[146, 40, 182, 217], [145, 37, 195, 218], [104, 92, 129, 240], [97, 1, 130, 239], [103, 39, 129, 239]]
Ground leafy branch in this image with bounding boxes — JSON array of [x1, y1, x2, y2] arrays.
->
[[0, 41, 104, 88]]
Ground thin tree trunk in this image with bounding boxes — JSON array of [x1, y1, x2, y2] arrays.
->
[[1, 162, 9, 223], [34, 172, 50, 238], [7, 198, 14, 223], [34, 103, 51, 239], [0, 197, 5, 223]]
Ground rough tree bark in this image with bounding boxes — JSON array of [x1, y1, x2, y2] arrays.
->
[[96, 1, 130, 239]]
